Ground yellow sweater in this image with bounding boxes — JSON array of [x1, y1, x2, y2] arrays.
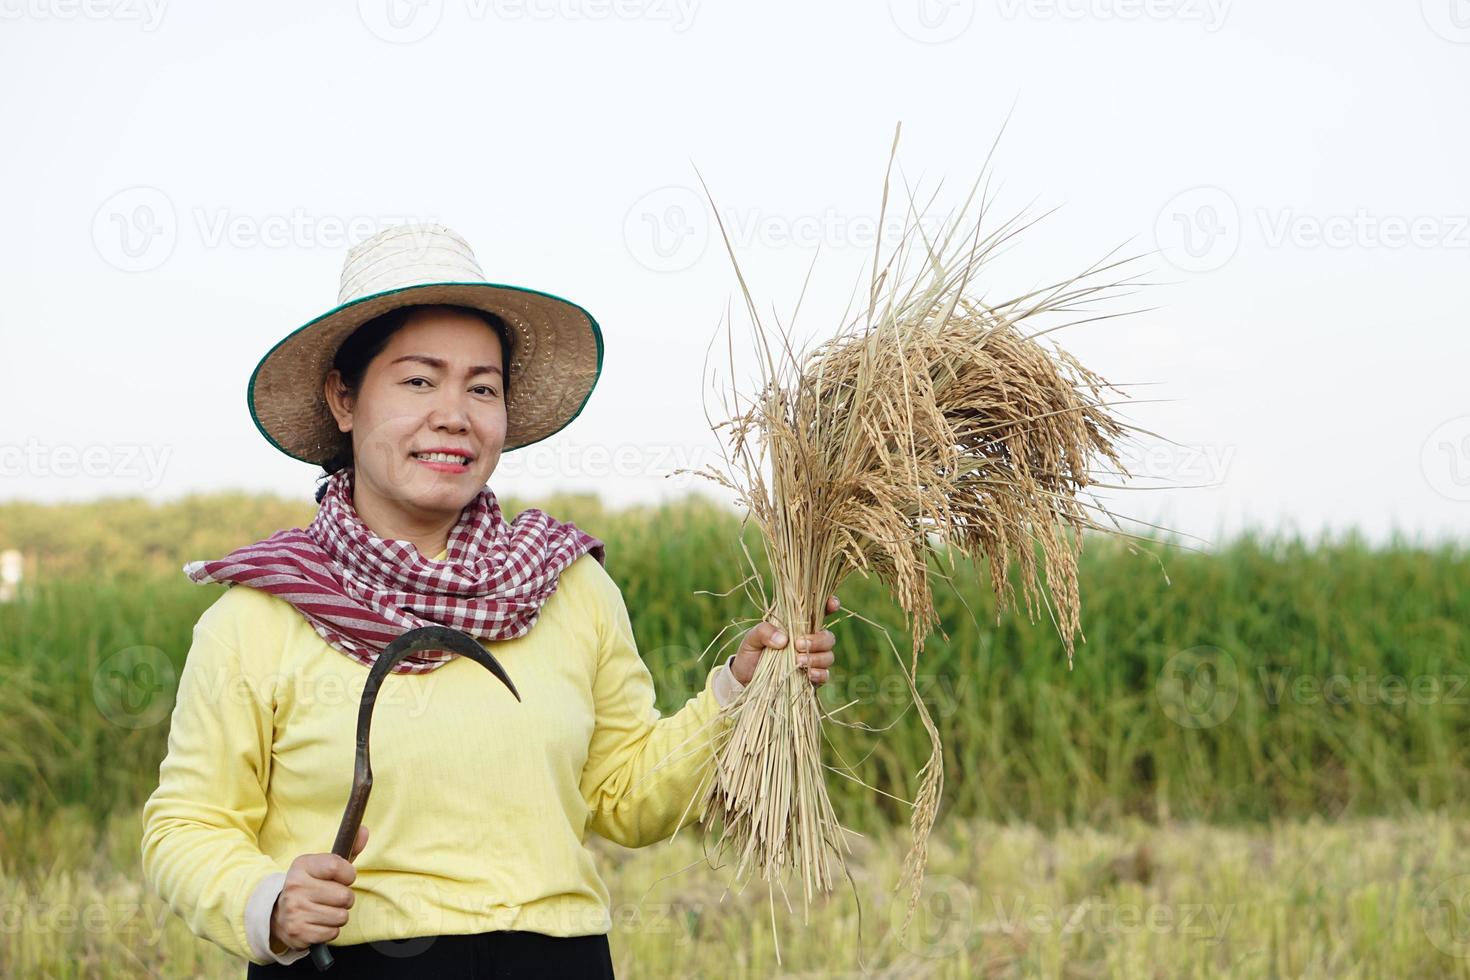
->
[[140, 550, 738, 966]]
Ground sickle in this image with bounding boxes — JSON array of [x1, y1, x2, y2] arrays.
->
[[310, 626, 519, 972]]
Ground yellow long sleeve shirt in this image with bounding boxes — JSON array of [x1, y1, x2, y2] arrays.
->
[[140, 550, 742, 967]]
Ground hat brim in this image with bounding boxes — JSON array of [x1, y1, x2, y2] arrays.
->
[[248, 281, 603, 466]]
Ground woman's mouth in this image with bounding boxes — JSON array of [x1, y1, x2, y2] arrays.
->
[[411, 451, 471, 473]]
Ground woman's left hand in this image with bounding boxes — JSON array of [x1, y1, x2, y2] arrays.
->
[[730, 595, 840, 687]]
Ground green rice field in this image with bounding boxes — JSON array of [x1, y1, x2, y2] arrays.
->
[[1, 492, 1468, 976]]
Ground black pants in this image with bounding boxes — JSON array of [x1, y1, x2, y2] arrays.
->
[[245, 930, 615, 979]]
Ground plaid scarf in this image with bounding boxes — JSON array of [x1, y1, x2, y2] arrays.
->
[[182, 467, 605, 674]]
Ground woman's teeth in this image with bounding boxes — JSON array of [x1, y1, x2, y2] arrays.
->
[[413, 452, 469, 464]]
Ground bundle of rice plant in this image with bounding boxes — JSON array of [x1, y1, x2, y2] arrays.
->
[[686, 123, 1153, 951]]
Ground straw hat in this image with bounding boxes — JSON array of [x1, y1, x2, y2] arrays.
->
[[248, 222, 604, 466]]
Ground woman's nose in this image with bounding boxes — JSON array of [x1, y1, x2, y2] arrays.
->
[[427, 390, 471, 431]]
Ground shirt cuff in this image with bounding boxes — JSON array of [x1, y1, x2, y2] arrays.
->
[[246, 871, 311, 966], [712, 653, 747, 709]]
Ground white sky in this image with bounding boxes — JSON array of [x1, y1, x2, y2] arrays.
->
[[2, 1, 1467, 550]]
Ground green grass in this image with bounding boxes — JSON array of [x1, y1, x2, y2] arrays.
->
[[2, 494, 1468, 832], [5, 803, 1470, 978]]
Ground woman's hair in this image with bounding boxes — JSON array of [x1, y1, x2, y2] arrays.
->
[[314, 304, 513, 504]]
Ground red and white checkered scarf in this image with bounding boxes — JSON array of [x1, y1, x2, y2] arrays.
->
[[182, 467, 605, 674]]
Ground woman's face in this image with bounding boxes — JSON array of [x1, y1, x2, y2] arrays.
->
[[325, 307, 507, 523]]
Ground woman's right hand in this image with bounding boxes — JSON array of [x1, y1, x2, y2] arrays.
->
[[269, 824, 369, 954]]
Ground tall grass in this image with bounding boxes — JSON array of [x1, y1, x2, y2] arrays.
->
[[2, 494, 1468, 836], [8, 802, 1470, 978]]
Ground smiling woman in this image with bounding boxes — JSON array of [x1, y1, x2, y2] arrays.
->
[[318, 305, 515, 556], [139, 222, 839, 980]]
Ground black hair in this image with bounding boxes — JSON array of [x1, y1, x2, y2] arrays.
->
[[314, 304, 513, 504]]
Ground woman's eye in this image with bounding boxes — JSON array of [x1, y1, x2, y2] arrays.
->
[[473, 386, 499, 397], [405, 377, 431, 388]]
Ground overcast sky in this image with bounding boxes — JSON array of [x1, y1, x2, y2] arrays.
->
[[2, 1, 1466, 550]]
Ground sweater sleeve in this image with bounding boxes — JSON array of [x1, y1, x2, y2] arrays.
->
[[578, 568, 736, 848], [139, 591, 287, 966], [712, 654, 746, 709]]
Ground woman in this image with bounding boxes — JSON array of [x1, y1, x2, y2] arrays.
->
[[139, 223, 839, 978]]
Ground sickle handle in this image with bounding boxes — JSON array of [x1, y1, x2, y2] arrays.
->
[[309, 627, 518, 972]]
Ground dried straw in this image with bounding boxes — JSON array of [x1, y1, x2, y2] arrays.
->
[[685, 122, 1154, 954]]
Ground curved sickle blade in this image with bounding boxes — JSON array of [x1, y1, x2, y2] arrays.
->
[[370, 625, 521, 702], [310, 625, 517, 973]]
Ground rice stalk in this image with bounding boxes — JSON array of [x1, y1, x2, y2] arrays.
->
[[684, 122, 1153, 953]]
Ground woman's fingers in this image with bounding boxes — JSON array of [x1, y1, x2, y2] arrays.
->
[[794, 630, 836, 653], [744, 599, 838, 686], [797, 649, 834, 684], [754, 597, 836, 647], [747, 621, 786, 652], [795, 629, 836, 687], [304, 901, 352, 928], [308, 881, 356, 911]]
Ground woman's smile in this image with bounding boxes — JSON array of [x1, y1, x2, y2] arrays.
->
[[411, 447, 475, 473]]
